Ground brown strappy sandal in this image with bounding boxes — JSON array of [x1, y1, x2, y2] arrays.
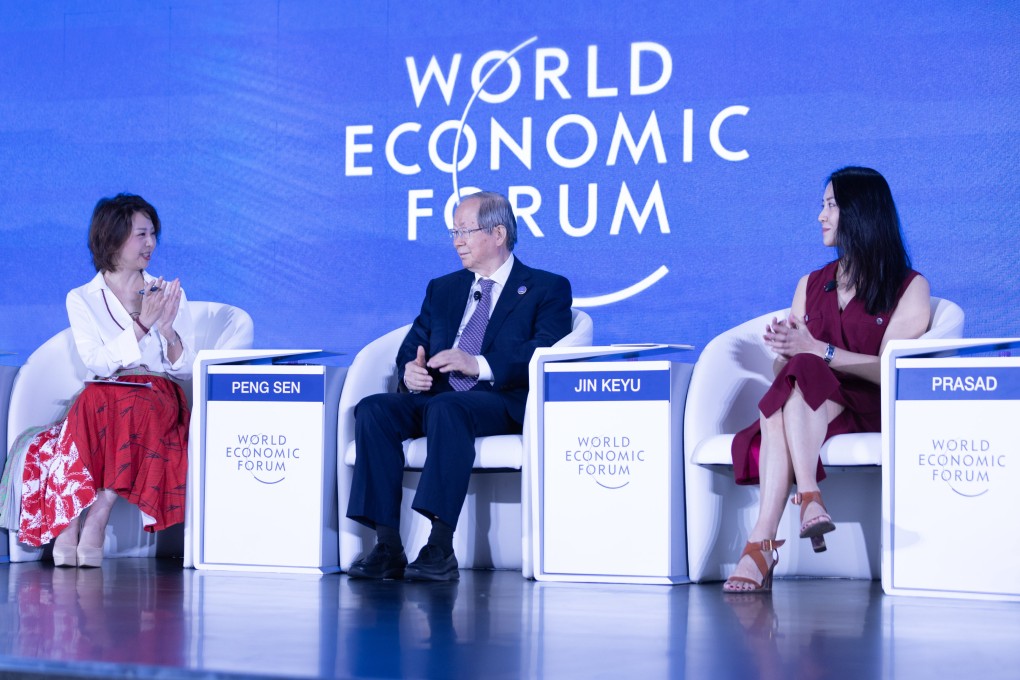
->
[[722, 539, 786, 593], [792, 490, 835, 553]]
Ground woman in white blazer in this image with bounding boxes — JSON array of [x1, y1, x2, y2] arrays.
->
[[2, 193, 195, 567]]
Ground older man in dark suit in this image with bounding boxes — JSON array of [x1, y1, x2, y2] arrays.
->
[[347, 190, 573, 581]]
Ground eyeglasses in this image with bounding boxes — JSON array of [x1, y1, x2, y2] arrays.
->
[[448, 226, 489, 240]]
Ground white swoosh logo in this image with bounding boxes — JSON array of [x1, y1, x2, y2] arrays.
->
[[573, 266, 670, 307], [451, 37, 669, 307], [451, 36, 538, 200]]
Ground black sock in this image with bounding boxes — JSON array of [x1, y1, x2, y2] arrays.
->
[[376, 524, 402, 551], [427, 519, 454, 557]]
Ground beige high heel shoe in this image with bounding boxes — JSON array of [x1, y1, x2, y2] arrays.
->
[[52, 522, 80, 567], [52, 543, 78, 568], [76, 543, 104, 568]]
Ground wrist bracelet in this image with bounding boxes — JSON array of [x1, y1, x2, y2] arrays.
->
[[823, 343, 835, 365], [134, 318, 150, 335]]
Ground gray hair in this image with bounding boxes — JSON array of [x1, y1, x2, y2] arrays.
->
[[463, 191, 518, 252]]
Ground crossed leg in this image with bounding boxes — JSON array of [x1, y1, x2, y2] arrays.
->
[[726, 383, 843, 589]]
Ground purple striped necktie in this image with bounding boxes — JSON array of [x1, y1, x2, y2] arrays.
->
[[450, 278, 495, 391]]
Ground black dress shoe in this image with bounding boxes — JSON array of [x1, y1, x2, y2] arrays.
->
[[347, 543, 408, 580], [405, 544, 459, 582]]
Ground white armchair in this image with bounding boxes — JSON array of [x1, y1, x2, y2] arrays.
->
[[3, 301, 254, 562], [683, 297, 964, 582], [337, 309, 593, 571]]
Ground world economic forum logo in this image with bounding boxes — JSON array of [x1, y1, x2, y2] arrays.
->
[[566, 435, 647, 490], [917, 438, 1005, 498], [225, 432, 300, 485], [344, 36, 751, 307]]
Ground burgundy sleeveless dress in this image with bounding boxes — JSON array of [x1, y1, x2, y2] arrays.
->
[[731, 261, 920, 485]]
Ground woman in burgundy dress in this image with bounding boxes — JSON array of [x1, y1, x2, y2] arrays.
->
[[0, 194, 195, 567], [723, 167, 931, 593]]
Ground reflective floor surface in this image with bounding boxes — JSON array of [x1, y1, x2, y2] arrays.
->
[[0, 559, 1017, 679]]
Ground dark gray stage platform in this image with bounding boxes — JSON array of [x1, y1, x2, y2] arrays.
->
[[0, 559, 1016, 679]]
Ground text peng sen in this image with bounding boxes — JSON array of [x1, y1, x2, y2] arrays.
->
[[231, 380, 302, 395]]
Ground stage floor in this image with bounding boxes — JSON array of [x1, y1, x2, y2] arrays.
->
[[0, 559, 1016, 679]]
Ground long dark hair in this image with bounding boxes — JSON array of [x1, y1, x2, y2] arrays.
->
[[829, 167, 911, 315]]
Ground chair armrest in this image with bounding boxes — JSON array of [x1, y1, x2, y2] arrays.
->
[[337, 325, 410, 459]]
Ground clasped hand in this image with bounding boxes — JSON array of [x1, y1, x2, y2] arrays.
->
[[763, 314, 823, 359], [403, 345, 480, 392], [139, 277, 182, 337]]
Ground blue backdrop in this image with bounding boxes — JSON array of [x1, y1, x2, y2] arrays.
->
[[1, 1, 1017, 357]]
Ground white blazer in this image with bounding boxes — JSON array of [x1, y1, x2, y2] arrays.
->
[[66, 271, 196, 380]]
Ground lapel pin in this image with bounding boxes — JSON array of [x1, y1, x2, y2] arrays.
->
[[518, 285, 527, 295]]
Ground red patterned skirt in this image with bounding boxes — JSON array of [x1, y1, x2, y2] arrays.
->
[[16, 374, 189, 546]]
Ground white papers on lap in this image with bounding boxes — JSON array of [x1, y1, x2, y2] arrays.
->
[[85, 378, 153, 388]]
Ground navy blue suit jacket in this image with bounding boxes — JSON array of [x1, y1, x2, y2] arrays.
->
[[396, 258, 573, 424]]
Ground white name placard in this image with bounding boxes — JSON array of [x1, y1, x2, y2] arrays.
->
[[201, 365, 329, 569], [540, 361, 680, 580], [889, 357, 1020, 599]]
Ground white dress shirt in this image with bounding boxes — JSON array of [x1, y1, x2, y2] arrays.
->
[[453, 254, 515, 382], [66, 271, 196, 380]]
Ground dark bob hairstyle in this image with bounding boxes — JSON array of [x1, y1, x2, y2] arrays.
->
[[828, 166, 912, 315], [88, 193, 161, 273]]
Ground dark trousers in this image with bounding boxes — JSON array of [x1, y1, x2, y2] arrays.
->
[[346, 390, 518, 531]]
